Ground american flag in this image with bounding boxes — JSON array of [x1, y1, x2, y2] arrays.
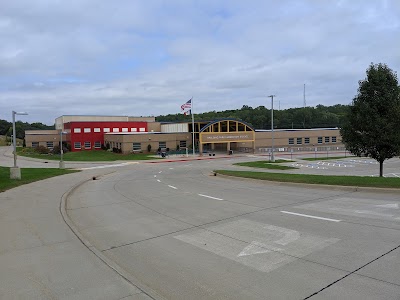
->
[[181, 98, 192, 111]]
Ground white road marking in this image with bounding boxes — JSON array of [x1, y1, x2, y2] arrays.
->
[[198, 194, 224, 201], [77, 162, 139, 170], [375, 203, 399, 209], [159, 171, 162, 173], [157, 179, 161, 183], [168, 185, 178, 189], [237, 241, 274, 257], [175, 219, 339, 273], [154, 175, 157, 177], [281, 211, 341, 222], [169, 167, 174, 170]]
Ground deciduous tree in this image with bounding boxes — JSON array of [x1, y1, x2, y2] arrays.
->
[[340, 63, 400, 177]]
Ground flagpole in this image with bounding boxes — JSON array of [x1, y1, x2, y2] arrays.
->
[[191, 98, 195, 156]]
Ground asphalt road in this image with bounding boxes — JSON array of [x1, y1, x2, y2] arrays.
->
[[67, 157, 400, 300]]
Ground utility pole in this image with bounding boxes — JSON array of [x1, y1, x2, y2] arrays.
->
[[268, 95, 275, 162]]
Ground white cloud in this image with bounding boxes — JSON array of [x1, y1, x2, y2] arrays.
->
[[0, 0, 399, 124]]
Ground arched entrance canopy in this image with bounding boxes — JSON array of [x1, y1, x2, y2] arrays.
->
[[199, 119, 255, 155]]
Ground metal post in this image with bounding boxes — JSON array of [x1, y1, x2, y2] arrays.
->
[[12, 111, 17, 168], [10, 111, 28, 179], [59, 130, 66, 169], [268, 95, 275, 162]]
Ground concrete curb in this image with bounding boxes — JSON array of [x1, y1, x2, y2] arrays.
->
[[59, 173, 167, 300], [146, 155, 239, 163], [214, 172, 400, 194]]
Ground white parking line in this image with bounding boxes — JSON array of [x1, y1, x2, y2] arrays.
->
[[198, 194, 224, 201], [281, 211, 341, 222], [168, 185, 178, 189]]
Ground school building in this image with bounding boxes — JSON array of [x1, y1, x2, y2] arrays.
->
[[25, 115, 343, 155]]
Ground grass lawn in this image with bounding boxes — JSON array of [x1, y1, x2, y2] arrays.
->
[[17, 149, 158, 161], [234, 160, 297, 170], [0, 166, 79, 193], [214, 170, 400, 188], [301, 156, 351, 161]]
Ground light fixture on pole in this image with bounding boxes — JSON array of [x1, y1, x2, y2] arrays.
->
[[59, 131, 67, 169], [268, 95, 275, 162], [11, 111, 28, 179]]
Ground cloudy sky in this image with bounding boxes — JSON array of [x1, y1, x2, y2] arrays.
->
[[1, 0, 399, 124]]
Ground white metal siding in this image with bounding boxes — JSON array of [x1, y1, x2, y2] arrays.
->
[[161, 123, 189, 133]]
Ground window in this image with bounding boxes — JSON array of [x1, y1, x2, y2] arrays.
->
[[179, 140, 187, 148], [103, 128, 110, 133], [94, 128, 101, 133], [113, 128, 119, 132], [131, 128, 137, 132], [84, 141, 91, 149], [159, 141, 166, 149], [94, 141, 101, 148], [318, 137, 323, 144], [122, 128, 128, 132], [296, 138, 302, 145], [74, 142, 81, 149], [46, 141, 53, 148], [288, 138, 294, 145], [139, 128, 145, 132], [32, 142, 39, 148], [73, 128, 81, 133], [133, 143, 141, 151], [84, 128, 91, 133], [325, 136, 330, 143], [332, 136, 337, 143], [304, 137, 310, 144]]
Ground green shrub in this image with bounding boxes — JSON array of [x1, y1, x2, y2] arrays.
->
[[35, 145, 49, 154]]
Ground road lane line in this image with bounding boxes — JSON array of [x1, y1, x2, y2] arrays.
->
[[198, 194, 224, 201], [280, 211, 341, 222], [168, 185, 178, 189], [157, 179, 161, 182]]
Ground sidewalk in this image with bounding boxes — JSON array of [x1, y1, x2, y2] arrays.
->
[[0, 168, 153, 300]]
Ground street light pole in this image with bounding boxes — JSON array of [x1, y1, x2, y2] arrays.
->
[[268, 95, 275, 162], [11, 111, 28, 179], [59, 131, 67, 169]]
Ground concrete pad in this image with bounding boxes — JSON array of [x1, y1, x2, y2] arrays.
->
[[105, 232, 347, 300], [0, 241, 142, 300], [312, 274, 400, 300], [0, 216, 75, 255], [175, 219, 339, 273], [356, 247, 400, 286], [244, 209, 400, 272]]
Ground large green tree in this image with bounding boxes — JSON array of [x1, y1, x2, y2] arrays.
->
[[340, 63, 400, 177]]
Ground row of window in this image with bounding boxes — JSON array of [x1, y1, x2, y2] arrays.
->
[[132, 141, 187, 151], [32, 141, 57, 148], [74, 141, 102, 149], [73, 127, 146, 133], [288, 136, 337, 145]]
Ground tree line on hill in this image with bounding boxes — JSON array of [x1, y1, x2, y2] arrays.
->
[[156, 104, 350, 129], [0, 120, 54, 140], [0, 104, 350, 140]]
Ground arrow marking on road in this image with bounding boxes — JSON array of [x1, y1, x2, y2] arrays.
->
[[238, 241, 279, 257]]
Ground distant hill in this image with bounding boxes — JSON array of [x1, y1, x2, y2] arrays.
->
[[156, 104, 350, 130]]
